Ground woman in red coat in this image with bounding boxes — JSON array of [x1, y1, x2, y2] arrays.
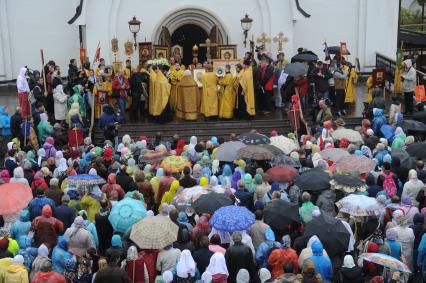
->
[[112, 70, 130, 122]]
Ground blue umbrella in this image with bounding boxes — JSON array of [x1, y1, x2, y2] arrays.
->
[[108, 197, 147, 233], [209, 205, 255, 232]]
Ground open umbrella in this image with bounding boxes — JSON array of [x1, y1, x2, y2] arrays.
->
[[302, 214, 350, 257], [0, 183, 33, 215], [172, 186, 210, 212], [406, 142, 426, 159], [360, 253, 411, 273], [284, 62, 309, 77], [130, 216, 178, 249], [192, 192, 233, 215], [209, 205, 255, 232], [391, 149, 416, 180], [319, 148, 350, 162], [324, 46, 351, 55], [264, 199, 301, 234], [64, 174, 106, 187], [266, 166, 298, 183], [237, 145, 283, 161], [160, 156, 191, 173], [291, 53, 319, 62], [397, 120, 426, 133], [108, 197, 147, 233], [214, 141, 246, 162], [335, 155, 376, 174], [272, 155, 302, 168], [331, 129, 363, 144], [295, 168, 331, 191], [239, 132, 270, 145], [270, 135, 299, 154], [330, 174, 368, 193], [336, 194, 382, 216]]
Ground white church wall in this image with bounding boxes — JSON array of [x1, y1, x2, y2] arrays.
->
[[0, 0, 79, 80], [84, 0, 296, 66]]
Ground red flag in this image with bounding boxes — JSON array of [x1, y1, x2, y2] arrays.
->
[[80, 48, 87, 66]]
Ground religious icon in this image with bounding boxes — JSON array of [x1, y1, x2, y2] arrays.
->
[[153, 46, 169, 59], [124, 41, 133, 58], [340, 42, 348, 56], [171, 45, 183, 58], [218, 45, 237, 60], [138, 42, 152, 64], [111, 38, 119, 53], [372, 68, 386, 88], [213, 59, 242, 77]]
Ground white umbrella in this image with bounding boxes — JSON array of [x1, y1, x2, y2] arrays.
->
[[270, 135, 299, 155], [332, 129, 363, 143], [171, 186, 211, 211], [336, 194, 382, 217]]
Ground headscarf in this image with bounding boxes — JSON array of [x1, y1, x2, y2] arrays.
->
[[386, 228, 398, 241], [205, 252, 229, 276], [12, 255, 25, 264], [244, 174, 255, 193], [258, 268, 272, 283], [200, 177, 208, 186], [188, 136, 197, 153], [38, 148, 46, 166], [212, 159, 220, 175], [17, 67, 30, 93], [236, 269, 250, 283], [231, 171, 242, 189], [361, 145, 373, 158], [342, 255, 355, 268], [111, 235, 123, 248], [57, 158, 68, 172], [38, 244, 49, 257], [162, 271, 173, 283], [156, 168, 164, 177], [176, 249, 196, 278]]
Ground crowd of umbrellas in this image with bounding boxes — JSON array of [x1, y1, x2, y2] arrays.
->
[[1, 128, 425, 275]]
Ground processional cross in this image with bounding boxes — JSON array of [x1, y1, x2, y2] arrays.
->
[[200, 38, 218, 62], [273, 32, 288, 52], [256, 32, 271, 47]]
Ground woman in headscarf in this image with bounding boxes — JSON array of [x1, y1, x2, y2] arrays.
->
[[30, 244, 50, 280], [64, 216, 95, 257], [191, 216, 211, 248], [188, 136, 197, 153], [10, 167, 29, 185], [175, 139, 186, 156], [157, 168, 176, 205], [174, 249, 199, 281], [392, 210, 415, 270], [37, 113, 53, 145], [268, 235, 298, 279], [336, 255, 364, 283], [402, 169, 424, 207], [253, 173, 270, 203], [149, 168, 162, 200], [17, 67, 30, 117], [202, 252, 229, 283], [53, 157, 68, 179], [52, 235, 76, 274], [53, 84, 68, 122], [159, 180, 180, 212], [231, 171, 242, 190], [298, 235, 329, 268], [68, 102, 83, 129], [243, 173, 255, 194], [219, 164, 232, 189], [391, 127, 406, 149], [385, 228, 401, 260], [125, 246, 149, 283]]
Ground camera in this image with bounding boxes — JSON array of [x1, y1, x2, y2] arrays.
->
[[255, 45, 265, 53]]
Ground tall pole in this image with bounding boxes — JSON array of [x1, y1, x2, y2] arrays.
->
[[397, 0, 402, 46]]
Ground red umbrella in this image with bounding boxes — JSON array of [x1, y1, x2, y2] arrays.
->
[[266, 166, 298, 183], [0, 183, 33, 214]]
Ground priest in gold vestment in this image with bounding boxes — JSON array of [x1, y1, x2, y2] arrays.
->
[[169, 63, 185, 110], [151, 67, 171, 117], [148, 66, 157, 115], [236, 62, 256, 118], [176, 70, 199, 120], [200, 66, 218, 118], [218, 65, 235, 119]]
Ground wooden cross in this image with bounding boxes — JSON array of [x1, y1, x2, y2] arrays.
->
[[200, 38, 218, 62], [273, 32, 288, 52], [256, 32, 271, 45]]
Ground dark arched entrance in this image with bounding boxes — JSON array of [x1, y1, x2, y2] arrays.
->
[[171, 24, 208, 66]]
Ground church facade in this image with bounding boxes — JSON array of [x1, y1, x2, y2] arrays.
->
[[0, 0, 399, 81]]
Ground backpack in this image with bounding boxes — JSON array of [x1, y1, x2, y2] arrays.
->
[[380, 172, 397, 197]]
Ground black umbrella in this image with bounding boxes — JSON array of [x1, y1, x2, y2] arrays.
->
[[330, 174, 368, 193], [302, 214, 350, 257], [324, 46, 351, 55], [284, 62, 309, 77], [391, 149, 416, 179], [406, 142, 426, 160], [397, 120, 426, 133], [291, 53, 319, 63], [192, 193, 233, 215], [295, 168, 331, 191], [264, 199, 301, 234], [239, 132, 270, 145], [272, 155, 302, 168]]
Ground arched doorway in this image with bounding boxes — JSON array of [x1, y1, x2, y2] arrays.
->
[[171, 24, 208, 66]]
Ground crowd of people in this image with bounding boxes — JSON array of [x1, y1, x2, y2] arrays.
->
[[0, 45, 426, 282]]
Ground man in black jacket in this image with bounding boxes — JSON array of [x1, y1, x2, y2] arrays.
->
[[116, 165, 138, 192], [192, 236, 214, 275], [256, 55, 275, 114], [10, 106, 23, 139], [67, 59, 79, 91], [225, 232, 255, 282], [32, 77, 47, 109], [179, 166, 197, 188], [129, 67, 149, 121], [95, 200, 114, 256]]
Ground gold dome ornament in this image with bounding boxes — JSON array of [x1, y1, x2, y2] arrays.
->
[[111, 37, 119, 61]]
